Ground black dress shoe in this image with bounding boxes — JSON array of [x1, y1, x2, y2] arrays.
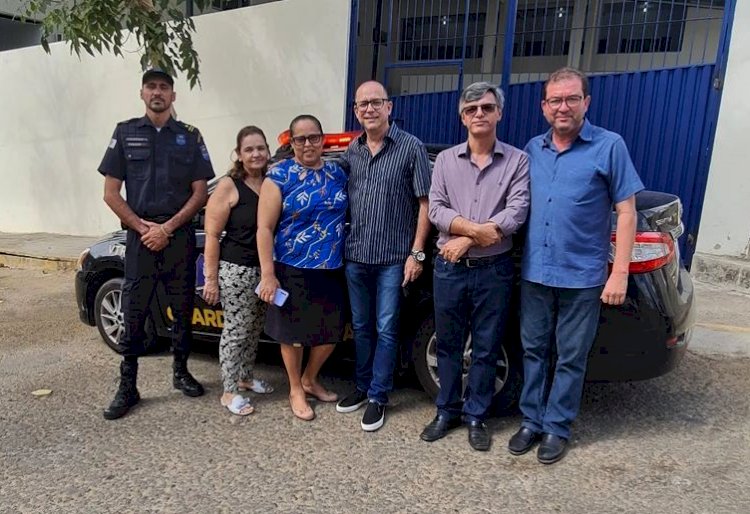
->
[[173, 370, 205, 397], [420, 414, 462, 442], [466, 420, 491, 451], [508, 426, 541, 456], [537, 433, 568, 464]]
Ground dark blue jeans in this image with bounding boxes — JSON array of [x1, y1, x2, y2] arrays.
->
[[345, 261, 404, 405], [519, 280, 603, 439], [433, 254, 514, 423]]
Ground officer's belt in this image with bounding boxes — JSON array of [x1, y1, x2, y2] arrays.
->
[[121, 215, 172, 230], [142, 216, 172, 223]]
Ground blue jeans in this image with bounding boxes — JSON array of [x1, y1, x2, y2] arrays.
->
[[433, 254, 514, 423], [519, 280, 603, 439], [345, 261, 404, 405]]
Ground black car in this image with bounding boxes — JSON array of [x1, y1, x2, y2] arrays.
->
[[75, 135, 695, 410]]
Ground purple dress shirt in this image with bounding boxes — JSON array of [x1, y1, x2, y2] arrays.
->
[[429, 139, 530, 257]]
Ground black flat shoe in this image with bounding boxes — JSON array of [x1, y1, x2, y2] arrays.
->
[[420, 414, 462, 442], [466, 420, 491, 451], [537, 433, 568, 464], [508, 426, 541, 456]]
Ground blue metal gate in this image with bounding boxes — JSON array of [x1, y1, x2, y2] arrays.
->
[[346, 0, 735, 265]]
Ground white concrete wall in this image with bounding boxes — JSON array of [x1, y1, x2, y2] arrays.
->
[[697, 0, 750, 259], [0, 0, 351, 236]]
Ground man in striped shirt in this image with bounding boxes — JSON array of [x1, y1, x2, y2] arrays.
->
[[335, 81, 432, 432]]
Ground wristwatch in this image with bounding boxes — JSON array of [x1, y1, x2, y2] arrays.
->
[[410, 249, 426, 263]]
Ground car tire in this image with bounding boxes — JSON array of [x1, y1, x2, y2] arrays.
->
[[411, 314, 523, 414], [93, 277, 157, 354]]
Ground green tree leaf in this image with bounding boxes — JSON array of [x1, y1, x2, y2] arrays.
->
[[24, 0, 203, 88]]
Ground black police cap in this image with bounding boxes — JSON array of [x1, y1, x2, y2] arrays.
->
[[142, 67, 174, 86]]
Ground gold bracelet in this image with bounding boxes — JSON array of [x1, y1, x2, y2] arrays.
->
[[160, 225, 172, 238]]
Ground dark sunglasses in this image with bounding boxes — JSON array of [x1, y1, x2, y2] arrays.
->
[[461, 103, 498, 116]]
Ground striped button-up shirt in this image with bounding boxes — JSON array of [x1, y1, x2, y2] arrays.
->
[[429, 140, 530, 257], [342, 124, 432, 265]]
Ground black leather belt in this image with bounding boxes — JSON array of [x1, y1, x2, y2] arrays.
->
[[142, 215, 172, 223], [121, 215, 173, 230], [454, 253, 508, 268]]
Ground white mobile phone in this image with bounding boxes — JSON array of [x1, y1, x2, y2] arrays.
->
[[255, 283, 289, 307]]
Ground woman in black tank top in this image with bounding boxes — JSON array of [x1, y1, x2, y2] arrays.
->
[[202, 126, 274, 416]]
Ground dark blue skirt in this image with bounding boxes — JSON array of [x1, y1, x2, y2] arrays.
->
[[264, 261, 346, 346]]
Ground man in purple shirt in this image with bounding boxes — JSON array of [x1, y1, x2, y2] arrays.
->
[[421, 82, 530, 451]]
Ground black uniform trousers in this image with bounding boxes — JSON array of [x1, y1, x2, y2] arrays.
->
[[120, 226, 196, 359]]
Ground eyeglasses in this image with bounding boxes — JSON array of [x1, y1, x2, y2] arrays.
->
[[354, 98, 389, 112], [544, 95, 584, 109], [461, 103, 498, 117], [290, 134, 323, 147]]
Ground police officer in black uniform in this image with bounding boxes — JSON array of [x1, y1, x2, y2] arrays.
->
[[98, 68, 215, 420]]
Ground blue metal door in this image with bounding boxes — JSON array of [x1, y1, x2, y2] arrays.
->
[[347, 0, 735, 265]]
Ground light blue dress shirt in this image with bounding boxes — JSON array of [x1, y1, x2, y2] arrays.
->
[[521, 119, 644, 288]]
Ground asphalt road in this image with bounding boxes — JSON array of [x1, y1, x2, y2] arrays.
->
[[1, 268, 749, 513]]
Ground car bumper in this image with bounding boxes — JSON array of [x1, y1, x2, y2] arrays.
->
[[75, 270, 95, 326], [587, 265, 695, 382], [587, 328, 691, 381]]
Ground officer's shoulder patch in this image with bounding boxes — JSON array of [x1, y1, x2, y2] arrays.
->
[[178, 121, 196, 132], [180, 122, 205, 143], [200, 144, 210, 162]]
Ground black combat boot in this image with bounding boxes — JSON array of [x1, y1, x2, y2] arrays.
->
[[173, 353, 204, 397], [103, 360, 140, 420]]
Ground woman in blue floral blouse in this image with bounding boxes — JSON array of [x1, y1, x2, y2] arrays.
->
[[256, 114, 348, 421]]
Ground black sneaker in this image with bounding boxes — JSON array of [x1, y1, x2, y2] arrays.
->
[[361, 401, 385, 432], [336, 389, 368, 413]]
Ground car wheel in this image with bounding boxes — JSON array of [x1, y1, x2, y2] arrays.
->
[[93, 278, 158, 354], [94, 278, 126, 353], [412, 315, 523, 413]]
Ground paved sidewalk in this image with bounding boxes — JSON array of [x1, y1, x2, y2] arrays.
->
[[0, 232, 101, 271]]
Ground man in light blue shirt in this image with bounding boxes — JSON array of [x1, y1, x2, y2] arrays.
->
[[508, 67, 644, 464]]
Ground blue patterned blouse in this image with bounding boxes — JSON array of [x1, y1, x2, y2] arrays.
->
[[266, 158, 348, 269]]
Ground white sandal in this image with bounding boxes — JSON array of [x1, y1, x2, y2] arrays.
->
[[222, 395, 254, 416], [239, 379, 274, 394]]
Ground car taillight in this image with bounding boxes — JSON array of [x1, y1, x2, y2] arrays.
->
[[276, 130, 362, 150], [609, 232, 675, 274]]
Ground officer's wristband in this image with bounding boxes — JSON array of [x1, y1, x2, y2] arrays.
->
[[160, 225, 173, 238]]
